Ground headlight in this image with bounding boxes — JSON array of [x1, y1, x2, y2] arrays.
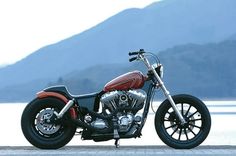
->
[[153, 63, 164, 78], [159, 65, 164, 78]]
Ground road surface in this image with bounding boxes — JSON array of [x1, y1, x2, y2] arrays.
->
[[0, 146, 236, 156]]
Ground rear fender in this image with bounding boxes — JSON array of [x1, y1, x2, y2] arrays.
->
[[37, 91, 77, 119]]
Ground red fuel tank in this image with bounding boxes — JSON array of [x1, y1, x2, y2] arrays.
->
[[103, 71, 145, 92]]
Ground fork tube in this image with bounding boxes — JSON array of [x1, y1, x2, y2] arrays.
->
[[140, 54, 186, 124], [151, 67, 186, 124]]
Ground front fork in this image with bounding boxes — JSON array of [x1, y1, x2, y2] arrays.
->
[[151, 67, 186, 125], [157, 83, 186, 125], [140, 54, 186, 125]]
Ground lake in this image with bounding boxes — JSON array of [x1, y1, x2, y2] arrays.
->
[[0, 101, 236, 146]]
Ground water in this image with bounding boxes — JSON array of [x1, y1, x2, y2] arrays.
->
[[0, 101, 236, 146]]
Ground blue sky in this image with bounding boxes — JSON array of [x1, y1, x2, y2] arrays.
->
[[0, 0, 160, 66]]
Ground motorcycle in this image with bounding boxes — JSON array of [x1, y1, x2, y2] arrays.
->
[[21, 49, 211, 149]]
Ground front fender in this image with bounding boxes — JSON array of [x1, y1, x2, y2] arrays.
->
[[37, 91, 77, 119]]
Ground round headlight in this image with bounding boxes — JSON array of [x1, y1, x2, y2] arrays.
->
[[153, 63, 164, 78], [159, 65, 164, 78]]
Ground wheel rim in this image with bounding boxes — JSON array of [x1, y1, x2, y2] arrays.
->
[[163, 103, 202, 141], [34, 107, 62, 137]]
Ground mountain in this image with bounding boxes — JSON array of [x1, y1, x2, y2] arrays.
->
[[56, 39, 236, 99], [228, 33, 236, 41], [50, 39, 236, 100], [1, 0, 236, 102], [158, 40, 236, 98], [1, 39, 236, 102], [1, 0, 236, 89]]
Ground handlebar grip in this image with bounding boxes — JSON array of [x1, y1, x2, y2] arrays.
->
[[129, 57, 137, 62], [129, 52, 139, 56]]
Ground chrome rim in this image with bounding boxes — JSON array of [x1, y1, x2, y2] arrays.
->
[[35, 108, 61, 136]]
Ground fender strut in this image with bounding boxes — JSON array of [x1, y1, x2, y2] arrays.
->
[[37, 91, 77, 119]]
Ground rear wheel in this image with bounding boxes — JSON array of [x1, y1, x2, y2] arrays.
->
[[21, 97, 76, 149], [155, 94, 211, 149]]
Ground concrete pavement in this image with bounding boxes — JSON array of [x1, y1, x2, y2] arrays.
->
[[0, 146, 236, 156]]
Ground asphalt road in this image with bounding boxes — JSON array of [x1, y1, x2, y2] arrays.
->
[[0, 146, 236, 156]]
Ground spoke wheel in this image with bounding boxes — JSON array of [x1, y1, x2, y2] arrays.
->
[[165, 104, 201, 141], [155, 94, 211, 149]]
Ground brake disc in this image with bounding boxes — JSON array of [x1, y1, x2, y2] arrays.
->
[[36, 108, 61, 135]]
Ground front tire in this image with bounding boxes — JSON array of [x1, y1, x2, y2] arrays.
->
[[155, 94, 211, 149], [21, 97, 76, 149]]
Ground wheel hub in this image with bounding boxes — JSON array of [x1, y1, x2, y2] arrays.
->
[[169, 111, 195, 133], [36, 108, 61, 135]]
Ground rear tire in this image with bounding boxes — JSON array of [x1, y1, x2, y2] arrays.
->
[[21, 97, 76, 149], [155, 94, 211, 149]]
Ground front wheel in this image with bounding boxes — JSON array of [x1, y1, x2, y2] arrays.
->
[[21, 97, 77, 149], [155, 94, 211, 149]]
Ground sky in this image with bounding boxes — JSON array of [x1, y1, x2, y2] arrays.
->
[[0, 0, 160, 66]]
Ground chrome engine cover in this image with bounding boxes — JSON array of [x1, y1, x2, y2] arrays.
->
[[127, 90, 146, 108], [117, 113, 134, 132], [91, 118, 107, 129]]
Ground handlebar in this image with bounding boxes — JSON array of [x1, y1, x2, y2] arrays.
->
[[128, 49, 145, 63], [128, 49, 163, 78], [129, 57, 137, 62], [128, 49, 161, 68], [128, 49, 145, 56], [128, 52, 139, 56]]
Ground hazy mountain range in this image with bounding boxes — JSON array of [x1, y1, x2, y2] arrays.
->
[[0, 0, 236, 102]]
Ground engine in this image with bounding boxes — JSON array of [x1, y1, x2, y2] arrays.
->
[[93, 90, 147, 132], [101, 90, 146, 113]]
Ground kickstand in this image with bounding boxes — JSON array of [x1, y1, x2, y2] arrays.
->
[[115, 139, 120, 148]]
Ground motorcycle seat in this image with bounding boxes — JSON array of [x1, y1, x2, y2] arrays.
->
[[43, 85, 99, 99]]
